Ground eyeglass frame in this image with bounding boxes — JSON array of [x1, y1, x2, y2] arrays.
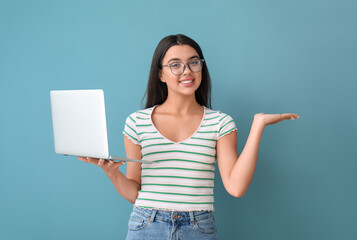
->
[[161, 58, 205, 76]]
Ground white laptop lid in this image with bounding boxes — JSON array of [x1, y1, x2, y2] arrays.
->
[[50, 89, 110, 159]]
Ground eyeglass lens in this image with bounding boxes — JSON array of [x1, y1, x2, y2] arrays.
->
[[170, 59, 203, 75]]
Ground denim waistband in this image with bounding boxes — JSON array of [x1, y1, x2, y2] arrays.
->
[[132, 206, 214, 225]]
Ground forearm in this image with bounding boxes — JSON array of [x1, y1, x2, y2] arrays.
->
[[105, 171, 140, 204], [229, 118, 265, 196]]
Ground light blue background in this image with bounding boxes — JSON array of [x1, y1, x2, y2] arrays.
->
[[1, 0, 356, 239]]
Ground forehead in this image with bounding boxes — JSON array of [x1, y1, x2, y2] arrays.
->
[[163, 45, 199, 62]]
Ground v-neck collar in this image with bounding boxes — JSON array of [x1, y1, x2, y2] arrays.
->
[[149, 105, 206, 144]]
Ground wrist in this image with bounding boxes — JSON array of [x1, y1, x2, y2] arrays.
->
[[104, 169, 122, 181], [252, 116, 266, 131]]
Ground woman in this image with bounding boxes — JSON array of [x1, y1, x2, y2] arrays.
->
[[78, 34, 299, 239]]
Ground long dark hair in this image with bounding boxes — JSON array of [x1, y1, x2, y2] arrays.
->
[[142, 34, 211, 109]]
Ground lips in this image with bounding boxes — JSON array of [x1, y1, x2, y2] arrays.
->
[[179, 78, 194, 87], [180, 80, 193, 84], [179, 78, 194, 84]]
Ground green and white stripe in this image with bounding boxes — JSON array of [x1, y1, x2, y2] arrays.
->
[[122, 106, 237, 211]]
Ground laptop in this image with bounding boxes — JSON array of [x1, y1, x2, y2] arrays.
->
[[50, 89, 151, 164]]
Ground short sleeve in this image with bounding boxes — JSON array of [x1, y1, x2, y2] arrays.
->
[[122, 112, 140, 145], [218, 112, 237, 139]]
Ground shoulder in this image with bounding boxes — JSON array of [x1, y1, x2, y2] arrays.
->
[[204, 107, 237, 139], [123, 107, 155, 145], [125, 107, 154, 122], [204, 107, 235, 121], [136, 107, 154, 118]]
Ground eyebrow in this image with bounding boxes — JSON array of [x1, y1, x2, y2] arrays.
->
[[167, 55, 199, 63]]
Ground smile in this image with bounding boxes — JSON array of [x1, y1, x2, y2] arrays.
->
[[179, 77, 194, 84], [179, 78, 195, 87], [180, 80, 193, 84]]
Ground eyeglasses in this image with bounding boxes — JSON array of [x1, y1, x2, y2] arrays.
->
[[162, 58, 205, 76]]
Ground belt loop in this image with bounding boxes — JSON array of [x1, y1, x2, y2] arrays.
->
[[149, 209, 157, 223], [189, 211, 195, 226]]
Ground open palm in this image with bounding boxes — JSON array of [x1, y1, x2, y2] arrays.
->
[[254, 113, 300, 126]]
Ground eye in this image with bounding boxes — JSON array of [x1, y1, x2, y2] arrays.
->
[[170, 62, 182, 69], [189, 59, 200, 66]]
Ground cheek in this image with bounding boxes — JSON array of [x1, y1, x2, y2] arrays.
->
[[161, 71, 171, 83], [195, 73, 202, 85], [164, 73, 180, 84]]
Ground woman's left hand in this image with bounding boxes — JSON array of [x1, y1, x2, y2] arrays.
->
[[254, 113, 300, 126]]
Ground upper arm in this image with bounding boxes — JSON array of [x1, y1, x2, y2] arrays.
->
[[124, 135, 142, 186], [216, 130, 239, 192]]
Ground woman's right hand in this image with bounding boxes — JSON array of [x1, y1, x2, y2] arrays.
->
[[77, 157, 125, 178]]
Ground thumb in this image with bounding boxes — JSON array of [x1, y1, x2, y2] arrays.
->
[[113, 161, 126, 167]]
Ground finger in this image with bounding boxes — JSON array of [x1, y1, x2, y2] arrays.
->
[[78, 157, 88, 162], [281, 113, 291, 118], [106, 160, 114, 168], [86, 157, 97, 164], [281, 113, 298, 120], [97, 158, 106, 167], [106, 161, 125, 167], [114, 161, 125, 167], [288, 114, 300, 119], [286, 114, 294, 120]]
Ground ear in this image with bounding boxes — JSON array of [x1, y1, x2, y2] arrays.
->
[[158, 70, 166, 83]]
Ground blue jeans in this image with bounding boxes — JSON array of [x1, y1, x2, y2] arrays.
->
[[126, 206, 217, 240]]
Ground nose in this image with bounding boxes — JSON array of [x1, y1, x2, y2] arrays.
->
[[182, 63, 192, 75]]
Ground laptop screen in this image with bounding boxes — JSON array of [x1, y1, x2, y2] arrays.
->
[[50, 89, 109, 159]]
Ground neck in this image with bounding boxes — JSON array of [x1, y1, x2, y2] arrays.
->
[[160, 92, 201, 114]]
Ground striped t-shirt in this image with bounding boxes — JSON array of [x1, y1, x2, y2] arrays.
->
[[122, 105, 237, 211]]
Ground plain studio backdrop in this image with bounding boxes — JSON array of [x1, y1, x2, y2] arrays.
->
[[0, 0, 356, 239]]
